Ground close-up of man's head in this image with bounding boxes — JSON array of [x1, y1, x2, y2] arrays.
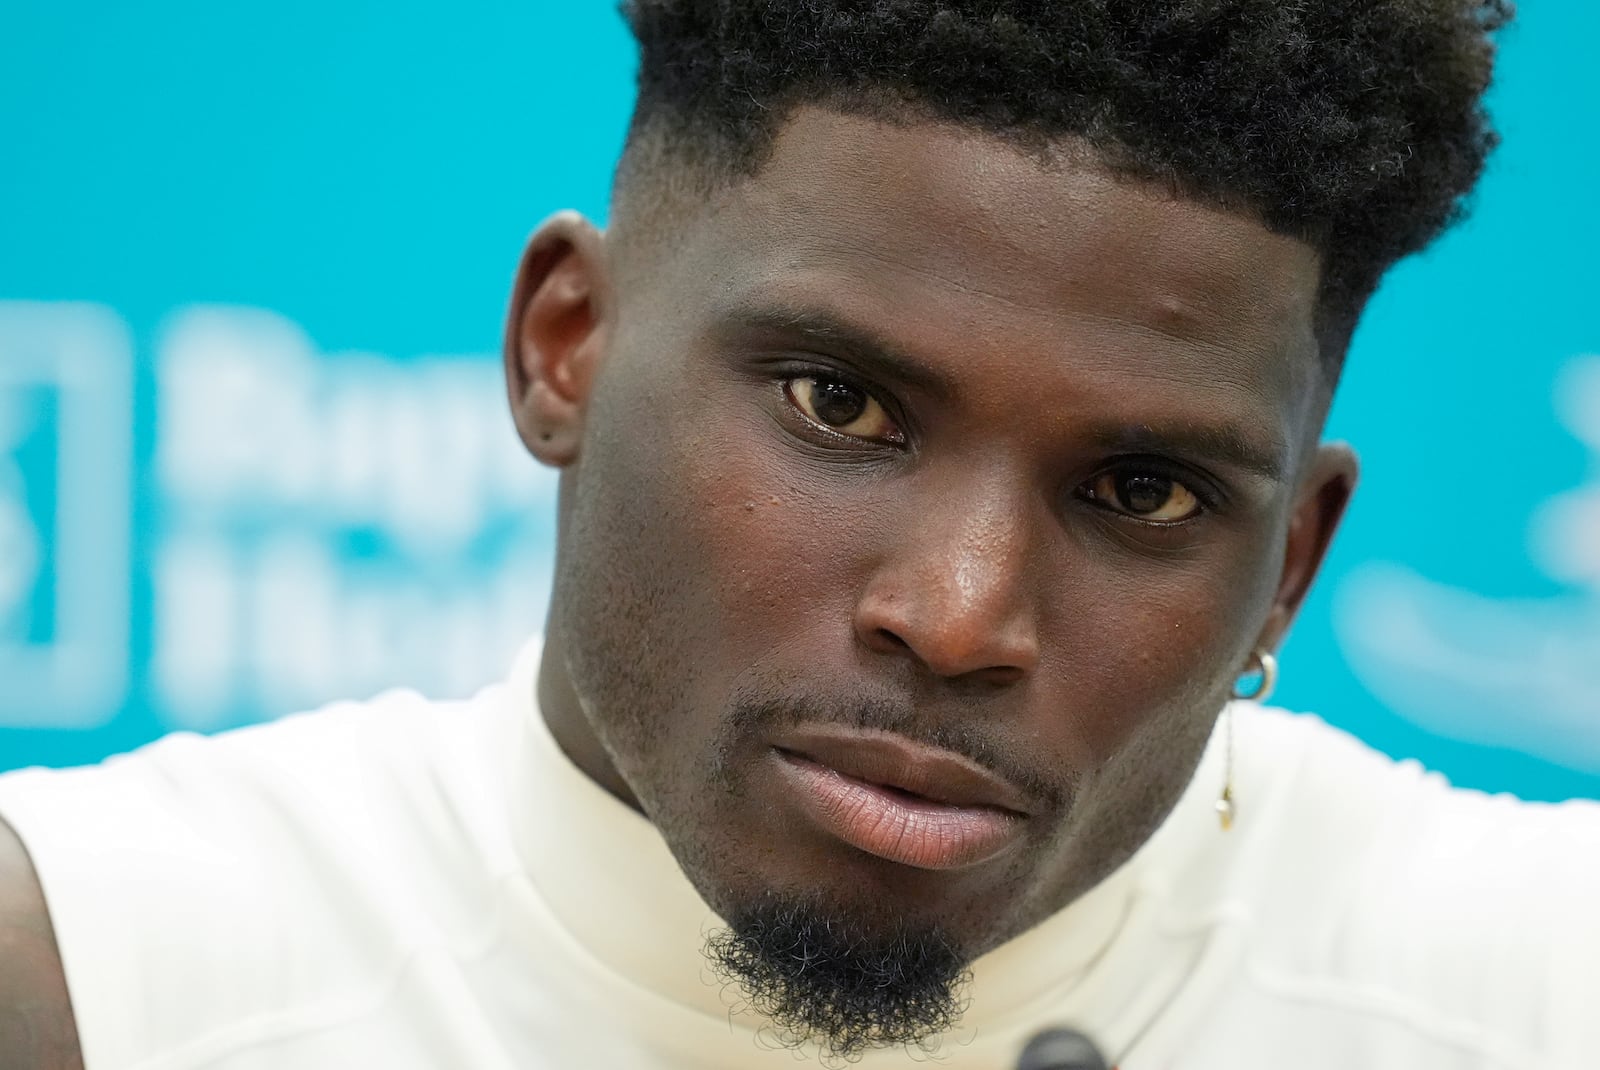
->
[[498, 0, 1508, 1060]]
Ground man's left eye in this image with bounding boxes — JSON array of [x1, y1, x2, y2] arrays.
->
[[784, 376, 904, 444], [1083, 470, 1203, 523]]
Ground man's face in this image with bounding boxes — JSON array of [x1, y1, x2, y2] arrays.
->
[[510, 107, 1349, 1047]]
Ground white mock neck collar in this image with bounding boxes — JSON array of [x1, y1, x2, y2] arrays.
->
[[504, 638, 1225, 1050]]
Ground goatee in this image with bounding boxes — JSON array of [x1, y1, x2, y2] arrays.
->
[[704, 893, 973, 1062]]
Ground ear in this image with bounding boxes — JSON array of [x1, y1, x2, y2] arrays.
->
[[1257, 442, 1359, 652], [503, 211, 611, 466]]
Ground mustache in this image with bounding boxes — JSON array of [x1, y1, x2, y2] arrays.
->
[[720, 687, 1068, 811]]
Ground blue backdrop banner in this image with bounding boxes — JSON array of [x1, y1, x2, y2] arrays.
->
[[1, 2, 1596, 801]]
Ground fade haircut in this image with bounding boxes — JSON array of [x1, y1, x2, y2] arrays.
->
[[615, 0, 1511, 375]]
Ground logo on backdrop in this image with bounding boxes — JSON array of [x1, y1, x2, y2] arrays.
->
[[1336, 355, 1600, 774], [152, 306, 558, 729], [0, 302, 133, 729], [1, 301, 556, 735]]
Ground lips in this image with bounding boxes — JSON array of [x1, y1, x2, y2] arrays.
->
[[769, 726, 1031, 871]]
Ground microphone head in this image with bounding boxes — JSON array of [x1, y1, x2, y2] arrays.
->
[[1015, 1026, 1110, 1070]]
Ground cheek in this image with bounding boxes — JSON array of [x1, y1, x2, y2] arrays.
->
[[672, 429, 880, 661], [1037, 535, 1281, 765], [1026, 553, 1275, 893], [568, 371, 868, 687], [552, 373, 735, 764]]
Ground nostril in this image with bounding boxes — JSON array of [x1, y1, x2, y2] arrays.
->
[[874, 627, 912, 652], [978, 664, 1026, 688]]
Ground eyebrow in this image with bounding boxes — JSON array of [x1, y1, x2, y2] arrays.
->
[[719, 299, 1288, 482], [717, 300, 959, 400], [1088, 423, 1288, 482]]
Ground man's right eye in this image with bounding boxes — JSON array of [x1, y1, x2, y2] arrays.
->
[[784, 375, 905, 445]]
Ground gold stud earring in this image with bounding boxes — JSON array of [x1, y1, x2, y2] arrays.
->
[[1218, 649, 1278, 830]]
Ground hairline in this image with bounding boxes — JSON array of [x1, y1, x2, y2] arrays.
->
[[610, 103, 1350, 397]]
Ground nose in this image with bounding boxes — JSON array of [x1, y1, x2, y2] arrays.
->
[[853, 482, 1041, 684]]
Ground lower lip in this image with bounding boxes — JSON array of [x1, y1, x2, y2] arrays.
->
[[772, 750, 1024, 871]]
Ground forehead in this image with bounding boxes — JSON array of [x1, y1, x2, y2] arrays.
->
[[627, 107, 1326, 447]]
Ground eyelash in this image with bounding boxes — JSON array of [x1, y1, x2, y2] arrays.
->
[[1077, 460, 1223, 523], [777, 367, 905, 443]]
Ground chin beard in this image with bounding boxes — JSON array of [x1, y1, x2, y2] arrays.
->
[[704, 893, 973, 1062]]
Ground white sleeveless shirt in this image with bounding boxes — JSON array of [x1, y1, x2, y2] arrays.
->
[[1, 640, 1597, 1069]]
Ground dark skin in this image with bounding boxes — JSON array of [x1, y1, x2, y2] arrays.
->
[[0, 107, 1355, 1062], [0, 817, 83, 1070], [510, 108, 1356, 959]]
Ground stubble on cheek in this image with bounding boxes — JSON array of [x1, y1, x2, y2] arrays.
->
[[556, 396, 709, 790], [552, 371, 804, 819], [998, 563, 1260, 920]]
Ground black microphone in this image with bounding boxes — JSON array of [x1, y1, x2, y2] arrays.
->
[[1015, 1026, 1110, 1070]]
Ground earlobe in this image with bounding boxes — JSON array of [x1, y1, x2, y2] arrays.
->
[[503, 211, 611, 467], [1258, 443, 1359, 650]]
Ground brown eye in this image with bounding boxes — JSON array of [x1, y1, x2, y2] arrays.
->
[[785, 376, 903, 443], [1085, 471, 1202, 523]]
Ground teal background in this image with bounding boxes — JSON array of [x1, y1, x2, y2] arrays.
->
[[1, 2, 1597, 799]]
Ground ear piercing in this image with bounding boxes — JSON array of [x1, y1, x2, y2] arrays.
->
[[1218, 649, 1278, 830]]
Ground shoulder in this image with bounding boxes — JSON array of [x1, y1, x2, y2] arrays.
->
[[1233, 705, 1600, 902], [0, 683, 527, 1068], [0, 683, 524, 907], [1229, 706, 1600, 1063]]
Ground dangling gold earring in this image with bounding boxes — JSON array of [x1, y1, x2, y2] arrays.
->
[[1218, 649, 1278, 830]]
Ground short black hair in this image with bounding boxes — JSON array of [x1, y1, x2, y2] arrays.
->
[[617, 0, 1511, 373]]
